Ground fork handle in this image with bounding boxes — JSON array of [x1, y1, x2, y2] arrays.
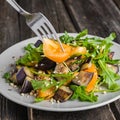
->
[[6, 0, 31, 16]]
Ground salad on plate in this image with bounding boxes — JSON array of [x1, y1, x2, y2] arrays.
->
[[3, 29, 120, 103]]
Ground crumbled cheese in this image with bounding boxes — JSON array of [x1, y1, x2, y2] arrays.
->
[[21, 93, 25, 96], [57, 100, 60, 103], [103, 91, 107, 94], [30, 92, 33, 96], [10, 83, 14, 87], [50, 98, 54, 104], [75, 75, 78, 79], [74, 57, 78, 60], [56, 85, 59, 89], [35, 64, 38, 67], [40, 63, 44, 66]]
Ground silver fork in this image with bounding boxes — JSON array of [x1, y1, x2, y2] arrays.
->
[[6, 0, 64, 51]]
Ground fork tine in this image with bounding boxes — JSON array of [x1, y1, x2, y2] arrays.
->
[[38, 26, 48, 38], [31, 28, 43, 40], [43, 23, 53, 35], [51, 34, 57, 40], [40, 24, 53, 38], [43, 20, 65, 52], [43, 21, 57, 39]]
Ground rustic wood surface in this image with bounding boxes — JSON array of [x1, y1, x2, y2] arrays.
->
[[0, 0, 120, 120]]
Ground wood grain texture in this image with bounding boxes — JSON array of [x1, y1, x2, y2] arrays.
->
[[113, 0, 120, 9], [32, 106, 115, 120], [110, 100, 120, 120], [17, 0, 33, 40], [0, 0, 20, 53], [0, 0, 28, 120], [63, 0, 120, 41], [31, 0, 76, 33], [0, 95, 28, 120]]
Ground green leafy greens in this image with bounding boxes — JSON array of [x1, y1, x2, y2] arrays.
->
[[60, 30, 120, 93], [3, 29, 120, 103], [70, 85, 98, 102], [16, 43, 43, 66], [31, 72, 73, 91]]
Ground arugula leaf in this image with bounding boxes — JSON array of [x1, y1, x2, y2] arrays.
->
[[75, 29, 88, 40], [16, 43, 43, 66], [104, 32, 116, 43], [34, 97, 44, 102], [60, 29, 88, 46], [70, 85, 98, 102], [109, 83, 120, 91], [3, 72, 11, 80], [60, 31, 74, 44], [98, 60, 120, 90], [31, 79, 56, 90], [31, 72, 74, 91], [51, 72, 73, 81]]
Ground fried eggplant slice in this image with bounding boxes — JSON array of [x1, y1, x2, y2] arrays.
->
[[108, 52, 114, 60], [72, 71, 94, 86], [53, 86, 73, 102], [65, 59, 79, 71], [20, 76, 33, 93], [54, 63, 69, 74], [16, 67, 26, 85], [36, 57, 56, 71]]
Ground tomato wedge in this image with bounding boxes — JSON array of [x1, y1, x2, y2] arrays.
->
[[84, 64, 98, 92], [43, 38, 72, 63], [43, 38, 87, 63]]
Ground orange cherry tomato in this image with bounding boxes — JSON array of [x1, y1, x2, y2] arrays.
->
[[43, 38, 87, 63], [37, 87, 55, 99], [84, 64, 98, 92], [43, 38, 72, 63]]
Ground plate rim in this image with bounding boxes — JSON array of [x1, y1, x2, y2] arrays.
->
[[0, 33, 120, 112]]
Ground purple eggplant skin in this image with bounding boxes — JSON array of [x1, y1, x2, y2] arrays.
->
[[65, 59, 79, 71], [54, 63, 70, 74], [108, 52, 115, 60], [20, 77, 33, 93], [72, 71, 94, 86], [53, 86, 73, 102], [16, 67, 26, 85], [34, 40, 42, 47], [106, 64, 119, 73], [36, 57, 56, 71]]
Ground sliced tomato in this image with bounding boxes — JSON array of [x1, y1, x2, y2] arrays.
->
[[43, 38, 72, 63], [84, 64, 98, 92]]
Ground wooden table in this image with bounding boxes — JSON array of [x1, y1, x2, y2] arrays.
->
[[0, 0, 120, 120]]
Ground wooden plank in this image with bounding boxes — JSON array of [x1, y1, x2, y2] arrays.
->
[[113, 0, 120, 9], [63, 0, 120, 42], [31, 0, 76, 33], [17, 0, 33, 40], [0, 0, 20, 53], [110, 99, 120, 120], [0, 95, 28, 120], [0, 0, 28, 120], [31, 106, 115, 120]]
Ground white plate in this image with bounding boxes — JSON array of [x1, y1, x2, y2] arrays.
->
[[0, 33, 120, 112]]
